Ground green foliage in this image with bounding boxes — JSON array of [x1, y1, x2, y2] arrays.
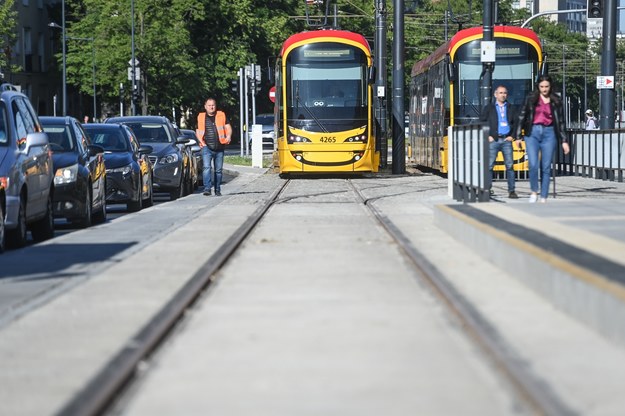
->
[[0, 1, 18, 76]]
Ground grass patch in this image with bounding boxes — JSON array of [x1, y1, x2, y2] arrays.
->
[[225, 155, 273, 168]]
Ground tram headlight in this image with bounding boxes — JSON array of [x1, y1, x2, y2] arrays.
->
[[287, 135, 312, 144], [344, 134, 367, 143]]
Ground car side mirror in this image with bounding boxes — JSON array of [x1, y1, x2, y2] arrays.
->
[[176, 137, 190, 145], [87, 144, 105, 157], [139, 144, 153, 154], [24, 132, 49, 153]]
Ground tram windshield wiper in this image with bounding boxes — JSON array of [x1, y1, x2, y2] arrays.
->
[[294, 81, 329, 133]]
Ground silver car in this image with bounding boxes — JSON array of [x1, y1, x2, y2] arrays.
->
[[0, 84, 54, 251]]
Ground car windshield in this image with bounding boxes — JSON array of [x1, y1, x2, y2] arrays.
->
[[84, 128, 129, 152], [42, 125, 75, 152], [255, 115, 273, 127], [126, 123, 173, 143]]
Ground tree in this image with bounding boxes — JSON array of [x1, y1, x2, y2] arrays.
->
[[0, 1, 18, 79]]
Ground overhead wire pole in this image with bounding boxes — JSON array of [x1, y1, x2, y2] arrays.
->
[[130, 0, 136, 116], [392, 0, 405, 174], [480, 0, 494, 109], [375, 0, 388, 169], [61, 0, 67, 116], [600, 0, 617, 129]]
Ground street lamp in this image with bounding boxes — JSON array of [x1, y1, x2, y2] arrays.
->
[[48, 0, 66, 116]]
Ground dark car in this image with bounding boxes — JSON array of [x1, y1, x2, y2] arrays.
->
[[179, 128, 202, 185], [0, 83, 54, 251], [40, 116, 107, 227], [105, 116, 193, 200], [83, 123, 153, 212]]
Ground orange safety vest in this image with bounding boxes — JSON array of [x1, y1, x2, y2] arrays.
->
[[196, 111, 228, 144]]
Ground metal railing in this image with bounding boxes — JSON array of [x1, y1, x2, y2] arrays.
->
[[450, 124, 491, 202], [556, 129, 625, 182]]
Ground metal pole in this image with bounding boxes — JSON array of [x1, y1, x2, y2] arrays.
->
[[375, 0, 387, 169], [244, 66, 250, 156], [391, 0, 405, 174], [131, 0, 136, 116], [62, 0, 67, 116], [481, 0, 494, 109], [600, 0, 617, 129], [239, 68, 245, 157], [562, 44, 567, 126], [92, 41, 96, 121]]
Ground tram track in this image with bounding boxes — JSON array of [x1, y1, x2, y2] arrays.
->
[[58, 176, 576, 415], [347, 179, 575, 416], [57, 180, 291, 416]]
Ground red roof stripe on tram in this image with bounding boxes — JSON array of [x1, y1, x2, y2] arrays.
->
[[280, 30, 371, 56], [448, 25, 541, 54]]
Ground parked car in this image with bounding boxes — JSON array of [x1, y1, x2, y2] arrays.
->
[[40, 116, 106, 227], [179, 128, 202, 186], [105, 116, 194, 200], [0, 83, 54, 251], [253, 113, 275, 151], [83, 123, 153, 212]]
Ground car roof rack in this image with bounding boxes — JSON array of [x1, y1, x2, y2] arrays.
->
[[0, 83, 18, 92]]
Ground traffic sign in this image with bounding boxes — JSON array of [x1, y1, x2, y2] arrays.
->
[[597, 76, 614, 89], [127, 67, 140, 81], [269, 86, 276, 103]]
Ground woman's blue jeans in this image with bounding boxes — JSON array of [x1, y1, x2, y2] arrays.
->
[[201, 146, 224, 192], [525, 125, 556, 199]]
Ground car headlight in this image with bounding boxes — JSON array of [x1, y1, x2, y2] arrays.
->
[[159, 153, 179, 164], [108, 164, 133, 175], [54, 164, 79, 185]]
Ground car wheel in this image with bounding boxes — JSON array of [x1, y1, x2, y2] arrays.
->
[[143, 175, 154, 207], [31, 193, 55, 242], [127, 178, 143, 212], [170, 180, 183, 201], [0, 202, 5, 253], [92, 185, 107, 224], [7, 196, 27, 248], [75, 189, 92, 228]]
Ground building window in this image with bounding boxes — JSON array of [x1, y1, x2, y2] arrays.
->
[[23, 28, 32, 72], [38, 32, 45, 72]]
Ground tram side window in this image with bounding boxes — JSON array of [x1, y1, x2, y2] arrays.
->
[[456, 63, 483, 122]]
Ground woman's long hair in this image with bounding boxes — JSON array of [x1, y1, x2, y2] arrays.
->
[[530, 74, 561, 106]]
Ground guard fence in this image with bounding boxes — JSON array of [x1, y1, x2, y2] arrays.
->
[[450, 126, 625, 203]]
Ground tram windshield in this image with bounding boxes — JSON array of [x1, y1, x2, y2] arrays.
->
[[286, 43, 369, 132], [453, 38, 537, 124]]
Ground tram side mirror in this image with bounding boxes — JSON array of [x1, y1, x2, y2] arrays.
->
[[540, 53, 549, 76], [445, 54, 455, 81], [368, 66, 376, 84]]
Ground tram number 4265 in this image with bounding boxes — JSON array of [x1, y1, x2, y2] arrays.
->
[[320, 136, 337, 143]]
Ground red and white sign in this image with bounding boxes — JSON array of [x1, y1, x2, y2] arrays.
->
[[269, 86, 276, 103], [597, 76, 614, 89]]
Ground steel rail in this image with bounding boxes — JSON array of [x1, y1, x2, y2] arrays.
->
[[348, 180, 575, 416], [57, 180, 290, 416]]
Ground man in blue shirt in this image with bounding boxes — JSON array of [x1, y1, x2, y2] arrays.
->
[[480, 85, 521, 199]]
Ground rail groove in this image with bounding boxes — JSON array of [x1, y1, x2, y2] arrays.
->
[[57, 180, 290, 416], [347, 179, 575, 416]]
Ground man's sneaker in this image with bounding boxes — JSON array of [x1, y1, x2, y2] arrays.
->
[[539, 198, 547, 203], [203, 189, 211, 196], [215, 191, 222, 196], [508, 191, 519, 199], [528, 193, 537, 203]]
